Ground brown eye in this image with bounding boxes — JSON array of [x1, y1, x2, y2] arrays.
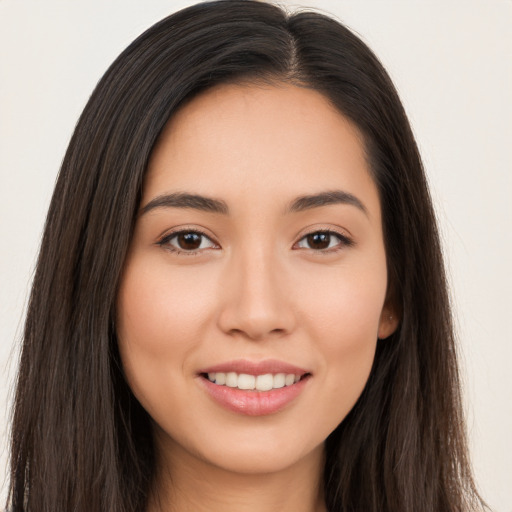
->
[[177, 232, 203, 250], [295, 230, 353, 251], [306, 232, 331, 250], [159, 230, 217, 253]]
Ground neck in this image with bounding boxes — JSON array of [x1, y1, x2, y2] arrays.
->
[[147, 438, 327, 512]]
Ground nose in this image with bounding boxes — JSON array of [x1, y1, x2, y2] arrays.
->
[[217, 245, 296, 341]]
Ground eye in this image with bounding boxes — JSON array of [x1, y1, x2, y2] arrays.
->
[[295, 230, 353, 252], [158, 229, 218, 254]]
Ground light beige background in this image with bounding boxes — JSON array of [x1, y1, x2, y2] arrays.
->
[[1, 1, 511, 510]]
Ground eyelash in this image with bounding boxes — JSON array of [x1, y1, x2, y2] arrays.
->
[[157, 228, 354, 256], [157, 228, 216, 256]]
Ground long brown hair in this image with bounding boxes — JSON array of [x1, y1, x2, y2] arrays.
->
[[7, 1, 487, 510]]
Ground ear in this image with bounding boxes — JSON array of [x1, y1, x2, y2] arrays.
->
[[377, 301, 400, 340]]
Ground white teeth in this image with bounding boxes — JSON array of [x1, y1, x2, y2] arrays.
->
[[237, 374, 256, 390], [206, 371, 304, 390], [285, 374, 295, 386], [255, 373, 273, 391], [225, 372, 238, 387], [273, 373, 286, 389]]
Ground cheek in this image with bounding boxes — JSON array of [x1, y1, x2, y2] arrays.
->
[[297, 259, 386, 414], [115, 259, 217, 402], [117, 258, 216, 344], [299, 256, 387, 342]]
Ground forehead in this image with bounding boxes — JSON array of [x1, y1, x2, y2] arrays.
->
[[144, 82, 380, 221]]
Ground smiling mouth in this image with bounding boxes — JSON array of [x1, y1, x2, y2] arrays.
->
[[198, 364, 311, 415], [202, 372, 310, 391]]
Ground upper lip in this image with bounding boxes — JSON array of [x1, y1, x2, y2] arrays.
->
[[198, 359, 309, 376]]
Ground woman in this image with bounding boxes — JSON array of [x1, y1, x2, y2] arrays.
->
[[5, 1, 488, 511]]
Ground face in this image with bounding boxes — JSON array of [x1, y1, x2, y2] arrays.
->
[[116, 83, 397, 476]]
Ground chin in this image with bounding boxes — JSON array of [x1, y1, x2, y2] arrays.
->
[[200, 438, 325, 476]]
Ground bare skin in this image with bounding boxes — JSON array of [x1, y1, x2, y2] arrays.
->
[[147, 428, 326, 512], [116, 83, 397, 512]]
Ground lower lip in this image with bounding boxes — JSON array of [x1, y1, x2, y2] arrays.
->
[[199, 375, 310, 416]]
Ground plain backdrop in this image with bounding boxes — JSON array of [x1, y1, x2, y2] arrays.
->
[[1, 0, 511, 510]]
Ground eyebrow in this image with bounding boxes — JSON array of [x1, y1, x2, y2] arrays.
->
[[140, 189, 367, 216], [141, 192, 229, 215], [286, 190, 367, 216]]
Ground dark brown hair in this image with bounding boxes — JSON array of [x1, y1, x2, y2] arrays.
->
[[7, 1, 487, 511]]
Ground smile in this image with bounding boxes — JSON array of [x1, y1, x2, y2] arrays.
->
[[206, 372, 302, 391], [198, 360, 311, 415]]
